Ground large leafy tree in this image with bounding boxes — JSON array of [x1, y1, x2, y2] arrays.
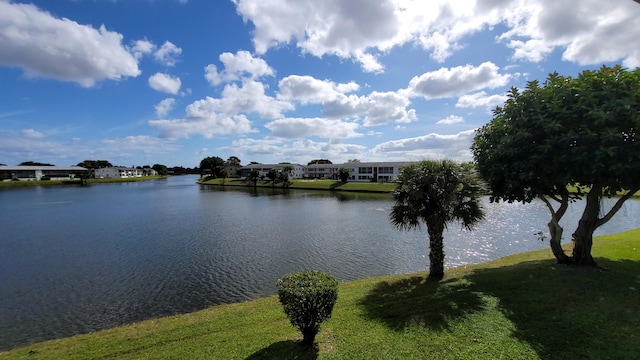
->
[[152, 164, 168, 176], [76, 160, 112, 178], [472, 65, 640, 266], [20, 161, 54, 166], [337, 167, 351, 183], [199, 156, 225, 178], [307, 159, 332, 165], [226, 156, 241, 166], [390, 160, 485, 280]]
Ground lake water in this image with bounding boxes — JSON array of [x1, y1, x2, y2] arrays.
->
[[1, 175, 639, 350]]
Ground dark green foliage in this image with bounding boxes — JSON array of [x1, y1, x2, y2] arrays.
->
[[152, 164, 168, 175], [276, 271, 339, 346], [307, 159, 332, 165], [199, 156, 225, 178], [19, 161, 55, 166], [472, 65, 640, 265], [338, 167, 351, 183]]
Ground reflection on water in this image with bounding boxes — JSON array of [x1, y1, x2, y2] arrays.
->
[[0, 176, 639, 350]]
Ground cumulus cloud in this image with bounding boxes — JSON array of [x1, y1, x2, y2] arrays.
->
[[403, 62, 510, 99], [149, 80, 294, 140], [436, 115, 464, 125], [150, 113, 255, 140], [370, 129, 477, 161], [148, 73, 182, 94], [499, 0, 640, 67], [233, 0, 640, 69], [154, 41, 182, 66], [205, 50, 274, 86], [278, 75, 358, 104], [456, 91, 508, 110], [265, 117, 362, 139], [21, 128, 45, 138], [131, 39, 155, 60], [220, 138, 366, 164], [278, 75, 414, 126], [233, 0, 400, 72], [0, 130, 177, 165], [0, 1, 140, 87], [155, 98, 176, 117], [217, 81, 294, 119], [101, 135, 179, 153]]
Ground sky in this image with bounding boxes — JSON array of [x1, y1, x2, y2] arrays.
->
[[1, 0, 639, 168]]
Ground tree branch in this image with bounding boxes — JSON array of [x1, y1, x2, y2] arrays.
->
[[596, 185, 640, 227]]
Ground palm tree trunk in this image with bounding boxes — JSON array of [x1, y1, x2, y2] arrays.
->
[[427, 223, 445, 280]]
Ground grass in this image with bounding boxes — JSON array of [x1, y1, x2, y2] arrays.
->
[[2, 228, 640, 359], [0, 176, 167, 188], [199, 178, 396, 193]]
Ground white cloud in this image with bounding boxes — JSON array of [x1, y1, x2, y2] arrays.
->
[[131, 39, 155, 60], [150, 114, 255, 140], [148, 73, 182, 94], [101, 135, 179, 153], [233, 0, 640, 70], [370, 129, 477, 161], [0, 1, 140, 87], [265, 117, 362, 139], [436, 115, 464, 125], [278, 75, 358, 104], [21, 128, 45, 138], [149, 80, 294, 140], [404, 62, 510, 99], [205, 51, 274, 86], [154, 41, 182, 66], [278, 75, 414, 126], [220, 138, 366, 164], [155, 98, 176, 117], [233, 0, 401, 72], [217, 81, 294, 119], [456, 91, 507, 110]]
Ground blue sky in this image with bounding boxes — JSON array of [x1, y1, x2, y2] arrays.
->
[[1, 0, 639, 167]]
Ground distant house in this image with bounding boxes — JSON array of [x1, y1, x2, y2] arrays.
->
[[94, 167, 144, 179], [0, 166, 88, 181]]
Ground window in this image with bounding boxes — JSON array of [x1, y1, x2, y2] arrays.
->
[[358, 167, 373, 174]]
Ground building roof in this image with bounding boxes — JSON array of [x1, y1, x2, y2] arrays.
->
[[0, 166, 87, 171], [305, 161, 415, 169]]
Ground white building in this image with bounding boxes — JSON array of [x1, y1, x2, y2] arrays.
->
[[95, 167, 144, 179], [239, 163, 306, 179], [306, 162, 414, 182], [0, 166, 87, 181]]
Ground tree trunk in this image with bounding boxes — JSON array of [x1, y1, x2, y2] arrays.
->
[[571, 188, 600, 266], [427, 224, 445, 280], [548, 220, 571, 264]]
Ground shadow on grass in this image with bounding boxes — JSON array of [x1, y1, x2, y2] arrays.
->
[[360, 258, 640, 359], [359, 276, 487, 331], [329, 182, 344, 189], [245, 340, 318, 360]]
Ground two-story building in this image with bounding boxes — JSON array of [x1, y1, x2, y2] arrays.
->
[[305, 162, 414, 182], [0, 166, 88, 181], [94, 167, 144, 179], [239, 163, 306, 179]]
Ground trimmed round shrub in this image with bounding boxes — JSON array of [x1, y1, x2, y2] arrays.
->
[[276, 271, 339, 346]]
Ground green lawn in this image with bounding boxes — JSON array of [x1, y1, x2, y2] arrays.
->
[[199, 178, 396, 193], [0, 176, 167, 188], [2, 229, 640, 359]]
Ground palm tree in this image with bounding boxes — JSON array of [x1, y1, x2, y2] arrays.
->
[[390, 160, 485, 280]]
